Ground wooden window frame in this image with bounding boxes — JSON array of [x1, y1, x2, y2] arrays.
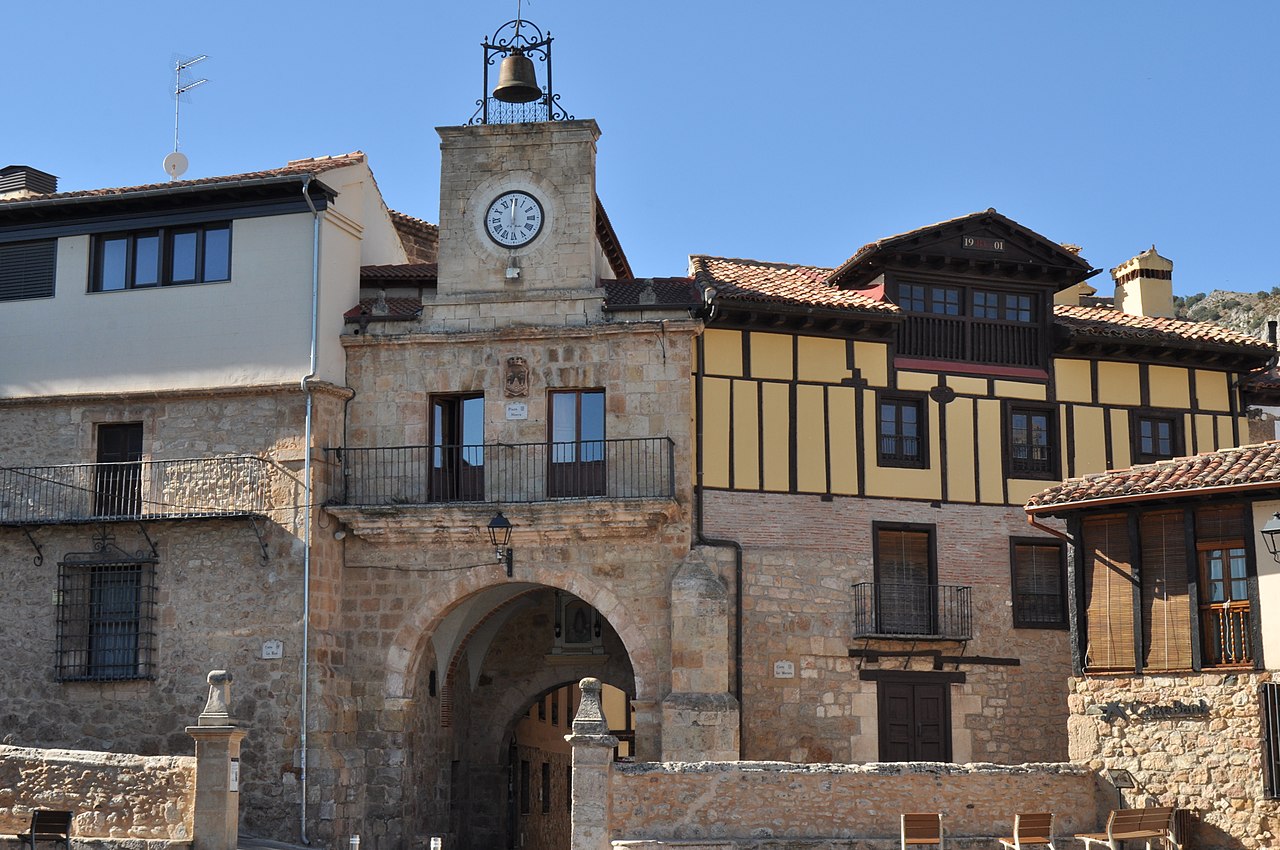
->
[[1006, 402, 1058, 480], [1009, 537, 1068, 630], [876, 393, 928, 469], [894, 278, 1046, 368], [1131, 410, 1184, 465], [91, 222, 232, 292]]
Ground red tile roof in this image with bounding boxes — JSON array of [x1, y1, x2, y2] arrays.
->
[[360, 262, 438, 281], [343, 295, 424, 321], [690, 255, 901, 315], [0, 152, 367, 205], [1054, 304, 1274, 356], [602, 277, 702, 311], [1026, 441, 1280, 512]]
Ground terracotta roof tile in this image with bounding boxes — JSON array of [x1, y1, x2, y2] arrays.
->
[[359, 262, 438, 281], [0, 152, 367, 205], [1026, 441, 1280, 511], [1053, 304, 1274, 355], [343, 295, 423, 321], [602, 277, 702, 310], [690, 256, 900, 315]]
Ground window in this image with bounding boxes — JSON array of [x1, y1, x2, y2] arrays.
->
[[56, 559, 156, 681], [549, 389, 605, 497], [0, 238, 56, 302], [1196, 504, 1252, 667], [973, 290, 1033, 322], [878, 395, 927, 467], [1133, 413, 1181, 464], [519, 760, 531, 814], [1010, 540, 1066, 628], [430, 394, 485, 501], [895, 281, 1042, 367], [92, 223, 231, 291], [1008, 405, 1055, 478], [1263, 683, 1280, 799], [873, 524, 936, 636], [95, 423, 143, 517]]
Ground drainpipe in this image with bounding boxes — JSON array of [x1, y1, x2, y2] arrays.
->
[[1026, 513, 1074, 545], [692, 327, 745, 752], [298, 175, 322, 845]]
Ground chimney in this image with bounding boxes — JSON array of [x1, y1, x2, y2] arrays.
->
[[1112, 246, 1174, 318], [0, 165, 58, 200]]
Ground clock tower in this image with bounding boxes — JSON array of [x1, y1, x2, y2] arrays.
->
[[435, 119, 605, 301]]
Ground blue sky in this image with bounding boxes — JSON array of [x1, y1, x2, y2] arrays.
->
[[5, 2, 1277, 296]]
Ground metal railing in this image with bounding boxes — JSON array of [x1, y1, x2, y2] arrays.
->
[[851, 582, 973, 640], [326, 438, 675, 506], [0, 457, 283, 525]]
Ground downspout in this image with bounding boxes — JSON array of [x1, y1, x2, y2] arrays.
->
[[692, 320, 745, 752], [1026, 512, 1075, 545], [299, 175, 321, 845]]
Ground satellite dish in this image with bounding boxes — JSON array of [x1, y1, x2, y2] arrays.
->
[[163, 151, 189, 179]]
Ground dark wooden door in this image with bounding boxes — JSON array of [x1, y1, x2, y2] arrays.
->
[[95, 423, 143, 517], [430, 395, 484, 501], [878, 678, 951, 762]]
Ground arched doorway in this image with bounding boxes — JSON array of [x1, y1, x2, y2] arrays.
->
[[393, 582, 641, 850]]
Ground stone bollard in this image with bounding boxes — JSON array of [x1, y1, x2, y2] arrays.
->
[[565, 677, 618, 850], [187, 670, 247, 850]]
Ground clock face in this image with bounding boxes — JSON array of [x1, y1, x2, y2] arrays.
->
[[485, 191, 545, 248]]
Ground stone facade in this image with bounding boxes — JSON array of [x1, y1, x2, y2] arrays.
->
[[1068, 672, 1280, 849], [0, 744, 194, 841]]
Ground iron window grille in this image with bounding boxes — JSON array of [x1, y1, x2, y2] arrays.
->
[[1010, 539, 1067, 628], [92, 223, 231, 291], [56, 551, 157, 682], [1263, 682, 1280, 799], [878, 396, 927, 468]]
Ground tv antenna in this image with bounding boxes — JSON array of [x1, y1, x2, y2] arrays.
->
[[165, 54, 209, 180]]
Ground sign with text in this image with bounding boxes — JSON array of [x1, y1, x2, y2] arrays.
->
[[962, 236, 1005, 252]]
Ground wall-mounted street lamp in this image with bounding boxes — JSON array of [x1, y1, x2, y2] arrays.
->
[[488, 511, 514, 577], [1261, 512, 1280, 563]]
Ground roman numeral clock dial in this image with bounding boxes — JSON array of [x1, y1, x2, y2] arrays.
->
[[485, 190, 545, 248]]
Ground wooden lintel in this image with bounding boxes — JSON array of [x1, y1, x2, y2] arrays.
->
[[932, 655, 1021, 668], [859, 668, 967, 684]]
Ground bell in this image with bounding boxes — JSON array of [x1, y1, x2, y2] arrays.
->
[[492, 51, 542, 104]]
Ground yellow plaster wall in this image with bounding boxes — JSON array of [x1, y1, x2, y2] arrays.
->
[[1072, 406, 1108, 475], [1097, 361, 1140, 406], [897, 371, 936, 393], [703, 329, 743, 377], [853, 341, 889, 387], [1054, 359, 1092, 404], [1195, 369, 1231, 412], [945, 398, 976, 503], [797, 337, 850, 383], [977, 399, 1004, 504], [732, 380, 760, 489], [829, 387, 858, 495], [1195, 414, 1217, 454], [1109, 409, 1132, 469], [702, 377, 730, 488], [1149, 365, 1190, 409], [994, 380, 1047, 401], [1007, 478, 1050, 506], [762, 382, 790, 490], [751, 333, 793, 381], [1217, 415, 1236, 451], [796, 385, 827, 492], [947, 376, 987, 397]]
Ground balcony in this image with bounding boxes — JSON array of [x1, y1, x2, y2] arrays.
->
[[326, 438, 676, 507], [0, 457, 285, 526], [851, 582, 973, 640]]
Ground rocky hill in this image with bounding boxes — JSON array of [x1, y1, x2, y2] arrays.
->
[[1174, 288, 1280, 337]]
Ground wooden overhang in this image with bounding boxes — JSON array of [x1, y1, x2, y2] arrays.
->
[[708, 296, 899, 340]]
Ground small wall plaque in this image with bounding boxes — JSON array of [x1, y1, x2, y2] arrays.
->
[[505, 356, 530, 398], [261, 640, 283, 660], [505, 402, 529, 420], [774, 660, 795, 679], [229, 757, 240, 792]]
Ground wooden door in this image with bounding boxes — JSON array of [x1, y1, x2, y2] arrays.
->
[[95, 423, 142, 517], [878, 678, 952, 762]]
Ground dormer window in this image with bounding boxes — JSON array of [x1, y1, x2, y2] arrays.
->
[[895, 281, 1044, 368]]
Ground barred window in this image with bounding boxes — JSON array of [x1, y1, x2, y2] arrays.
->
[[1263, 682, 1280, 799], [57, 559, 156, 682], [1010, 540, 1066, 628], [878, 396, 927, 468]]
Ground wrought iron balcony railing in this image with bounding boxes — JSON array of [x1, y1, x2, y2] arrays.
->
[[851, 582, 973, 640], [0, 457, 286, 526], [326, 438, 675, 506]]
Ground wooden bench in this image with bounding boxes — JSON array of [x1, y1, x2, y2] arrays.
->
[[15, 810, 72, 850], [901, 812, 945, 848], [1077, 806, 1177, 850], [999, 812, 1056, 849]]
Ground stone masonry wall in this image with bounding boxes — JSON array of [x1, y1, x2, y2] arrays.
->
[[0, 744, 194, 840], [608, 761, 1106, 841], [703, 492, 1072, 764], [1068, 672, 1280, 849]]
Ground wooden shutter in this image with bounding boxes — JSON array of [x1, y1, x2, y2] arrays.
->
[[1012, 543, 1065, 627], [1140, 510, 1193, 670], [0, 239, 56, 302], [1082, 514, 1136, 670]]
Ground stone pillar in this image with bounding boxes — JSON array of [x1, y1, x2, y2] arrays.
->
[[565, 678, 618, 850], [661, 553, 740, 761], [187, 671, 247, 850]]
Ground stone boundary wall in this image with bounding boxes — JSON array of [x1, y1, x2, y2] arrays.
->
[[608, 761, 1107, 842], [0, 745, 194, 841]]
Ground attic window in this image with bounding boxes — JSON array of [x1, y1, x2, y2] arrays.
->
[[92, 223, 231, 292], [895, 281, 1043, 368]]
